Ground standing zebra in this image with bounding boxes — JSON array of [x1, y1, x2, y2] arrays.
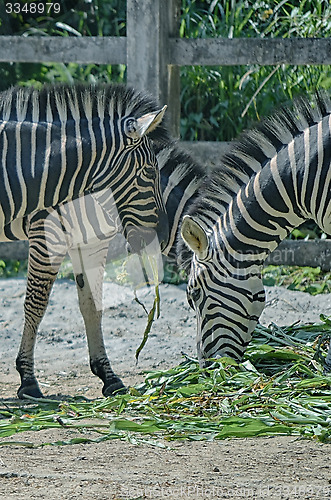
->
[[0, 127, 204, 398], [3, 91, 331, 397], [0, 83, 169, 397]]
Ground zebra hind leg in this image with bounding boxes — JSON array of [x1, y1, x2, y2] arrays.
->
[[16, 256, 65, 399], [16, 215, 67, 399], [70, 243, 126, 396]]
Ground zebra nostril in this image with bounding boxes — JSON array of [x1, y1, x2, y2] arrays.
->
[[125, 242, 133, 254]]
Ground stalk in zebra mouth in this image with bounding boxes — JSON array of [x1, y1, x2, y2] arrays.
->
[[0, 83, 169, 398], [180, 91, 331, 365]]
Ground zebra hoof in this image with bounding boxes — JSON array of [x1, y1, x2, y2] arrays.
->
[[17, 382, 44, 399], [102, 379, 126, 397]]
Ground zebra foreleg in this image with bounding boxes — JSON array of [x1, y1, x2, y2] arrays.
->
[[69, 242, 126, 396]]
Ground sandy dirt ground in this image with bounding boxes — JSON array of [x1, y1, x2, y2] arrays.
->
[[0, 278, 331, 499]]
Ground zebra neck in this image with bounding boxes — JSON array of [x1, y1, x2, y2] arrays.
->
[[159, 144, 205, 258], [216, 128, 331, 266]]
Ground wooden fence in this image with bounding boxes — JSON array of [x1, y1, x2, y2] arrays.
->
[[0, 0, 330, 269]]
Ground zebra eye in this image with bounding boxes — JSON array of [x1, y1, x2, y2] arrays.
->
[[191, 288, 201, 302], [144, 166, 157, 180]]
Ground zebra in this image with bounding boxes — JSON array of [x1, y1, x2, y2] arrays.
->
[[0, 82, 170, 397], [180, 91, 331, 365], [3, 91, 331, 397], [0, 132, 204, 399]]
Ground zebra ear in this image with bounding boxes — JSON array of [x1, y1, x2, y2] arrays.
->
[[181, 215, 209, 260], [136, 105, 167, 137], [125, 106, 167, 139]]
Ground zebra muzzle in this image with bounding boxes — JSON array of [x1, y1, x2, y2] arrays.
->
[[125, 210, 168, 254]]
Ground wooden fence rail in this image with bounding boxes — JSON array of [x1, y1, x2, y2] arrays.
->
[[0, 0, 330, 269], [3, 1, 331, 136], [169, 37, 331, 66], [0, 36, 127, 64]]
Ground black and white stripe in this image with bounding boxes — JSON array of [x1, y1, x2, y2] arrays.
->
[[1, 127, 206, 398], [0, 84, 168, 239]]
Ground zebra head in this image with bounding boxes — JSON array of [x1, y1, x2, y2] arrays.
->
[[0, 83, 169, 255], [178, 91, 331, 367], [91, 102, 169, 254], [181, 215, 266, 365], [119, 105, 169, 252]]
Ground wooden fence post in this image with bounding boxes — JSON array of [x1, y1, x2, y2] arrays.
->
[[126, 0, 181, 138]]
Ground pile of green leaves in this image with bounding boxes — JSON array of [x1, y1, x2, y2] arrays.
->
[[1, 317, 330, 447]]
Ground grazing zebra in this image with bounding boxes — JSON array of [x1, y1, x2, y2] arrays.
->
[[180, 91, 331, 364], [0, 83, 170, 397], [3, 91, 331, 397]]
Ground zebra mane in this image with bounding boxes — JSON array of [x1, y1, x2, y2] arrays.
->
[[177, 90, 331, 270], [0, 83, 168, 139]]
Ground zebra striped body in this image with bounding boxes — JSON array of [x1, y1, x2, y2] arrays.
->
[[0, 83, 170, 397], [180, 92, 331, 363], [0, 84, 168, 246]]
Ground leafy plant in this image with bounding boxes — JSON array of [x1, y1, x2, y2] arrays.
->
[[1, 1, 331, 137], [0, 0, 126, 90], [180, 0, 331, 141], [263, 266, 331, 294], [1, 317, 331, 446], [0, 259, 28, 278]]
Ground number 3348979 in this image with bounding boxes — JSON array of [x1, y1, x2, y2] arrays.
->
[[5, 3, 61, 14]]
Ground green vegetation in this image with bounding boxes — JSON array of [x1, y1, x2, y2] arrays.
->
[[180, 0, 331, 140], [1, 1, 331, 140], [0, 0, 126, 89], [0, 259, 28, 278], [1, 318, 331, 446], [262, 266, 331, 295]]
